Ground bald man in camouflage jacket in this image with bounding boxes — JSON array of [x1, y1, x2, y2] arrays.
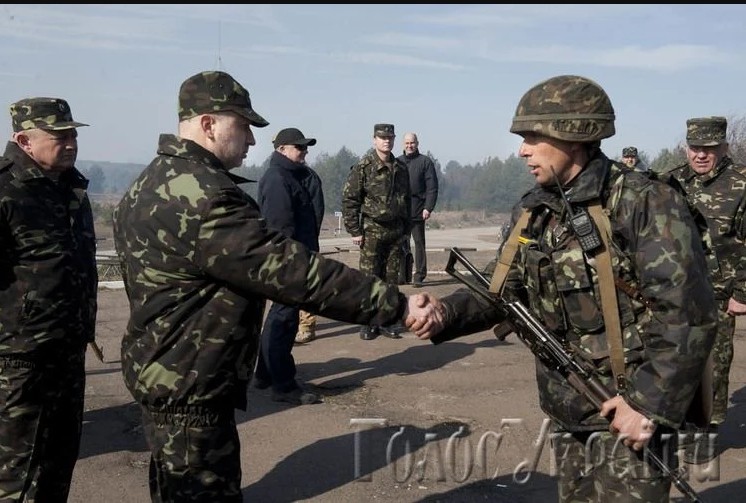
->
[[113, 71, 430, 502]]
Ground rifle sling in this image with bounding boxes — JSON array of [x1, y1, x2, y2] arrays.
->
[[490, 205, 627, 393], [587, 203, 627, 393], [489, 210, 530, 295]]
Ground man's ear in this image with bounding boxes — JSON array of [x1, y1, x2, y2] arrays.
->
[[200, 114, 216, 139], [13, 131, 32, 152]]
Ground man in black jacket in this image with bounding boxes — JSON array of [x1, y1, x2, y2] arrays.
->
[[255, 127, 321, 404], [398, 132, 439, 287]]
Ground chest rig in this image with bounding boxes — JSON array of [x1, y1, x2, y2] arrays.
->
[[489, 190, 628, 393]]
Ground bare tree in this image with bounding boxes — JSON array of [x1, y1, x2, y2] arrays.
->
[[727, 114, 746, 164]]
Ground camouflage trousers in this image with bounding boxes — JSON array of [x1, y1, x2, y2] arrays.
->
[[141, 404, 242, 503], [298, 309, 317, 335], [0, 349, 85, 502], [552, 427, 676, 502], [710, 308, 736, 424], [360, 221, 406, 284]]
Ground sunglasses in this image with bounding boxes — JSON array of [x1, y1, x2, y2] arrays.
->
[[293, 144, 308, 152]]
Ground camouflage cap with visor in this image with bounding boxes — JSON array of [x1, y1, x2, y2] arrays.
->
[[686, 116, 727, 147], [622, 146, 638, 157], [178, 70, 269, 128], [10, 97, 89, 132], [374, 123, 395, 138]]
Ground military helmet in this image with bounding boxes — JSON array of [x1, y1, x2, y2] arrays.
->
[[510, 75, 615, 142]]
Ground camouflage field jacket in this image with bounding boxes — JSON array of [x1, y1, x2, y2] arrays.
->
[[341, 151, 411, 236], [432, 152, 718, 431], [0, 142, 97, 355], [665, 157, 746, 303], [113, 134, 407, 411]]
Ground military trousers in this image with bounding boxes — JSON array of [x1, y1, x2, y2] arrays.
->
[[0, 348, 85, 502], [552, 426, 675, 502], [142, 404, 242, 503], [710, 307, 736, 424], [359, 221, 405, 284]]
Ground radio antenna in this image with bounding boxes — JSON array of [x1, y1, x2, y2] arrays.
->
[[216, 21, 223, 70]]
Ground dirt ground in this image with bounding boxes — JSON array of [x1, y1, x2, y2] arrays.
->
[[71, 238, 746, 503]]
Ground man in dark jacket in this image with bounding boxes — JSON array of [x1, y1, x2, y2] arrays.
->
[[398, 132, 438, 287], [113, 71, 430, 502], [0, 97, 97, 501], [255, 127, 322, 404], [409, 75, 717, 502]]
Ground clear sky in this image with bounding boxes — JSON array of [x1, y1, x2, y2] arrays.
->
[[2, 4, 745, 168]]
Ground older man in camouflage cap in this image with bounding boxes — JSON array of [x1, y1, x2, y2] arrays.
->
[[0, 97, 97, 500], [663, 116, 746, 462], [113, 72, 433, 501], [342, 123, 412, 340], [410, 75, 717, 502]]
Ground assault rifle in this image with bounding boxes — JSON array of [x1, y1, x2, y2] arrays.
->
[[444, 247, 703, 503]]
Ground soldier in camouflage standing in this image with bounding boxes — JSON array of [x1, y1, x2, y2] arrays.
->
[[0, 98, 97, 501], [621, 145, 648, 172], [113, 71, 432, 502], [342, 123, 412, 340], [409, 75, 717, 502], [662, 116, 746, 461]]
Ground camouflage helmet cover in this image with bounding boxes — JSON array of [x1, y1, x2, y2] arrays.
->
[[10, 97, 89, 132], [178, 70, 269, 128], [510, 75, 615, 142]]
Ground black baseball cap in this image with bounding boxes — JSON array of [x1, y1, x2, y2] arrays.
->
[[272, 127, 317, 148]]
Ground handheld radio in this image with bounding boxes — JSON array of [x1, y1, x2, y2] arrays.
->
[[550, 167, 602, 254]]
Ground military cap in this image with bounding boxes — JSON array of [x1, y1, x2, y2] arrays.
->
[[178, 70, 268, 127], [374, 123, 395, 138], [686, 116, 727, 147], [622, 146, 638, 157], [10, 97, 88, 132], [272, 127, 317, 148]]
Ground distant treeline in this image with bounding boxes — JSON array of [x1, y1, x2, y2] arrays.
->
[[80, 114, 746, 217]]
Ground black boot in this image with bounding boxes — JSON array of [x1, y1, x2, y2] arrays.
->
[[360, 326, 379, 340], [380, 323, 404, 339]]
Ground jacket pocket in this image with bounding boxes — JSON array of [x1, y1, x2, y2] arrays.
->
[[552, 248, 604, 333], [523, 247, 566, 333]]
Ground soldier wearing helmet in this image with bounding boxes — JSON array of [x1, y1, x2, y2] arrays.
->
[[408, 75, 717, 502]]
